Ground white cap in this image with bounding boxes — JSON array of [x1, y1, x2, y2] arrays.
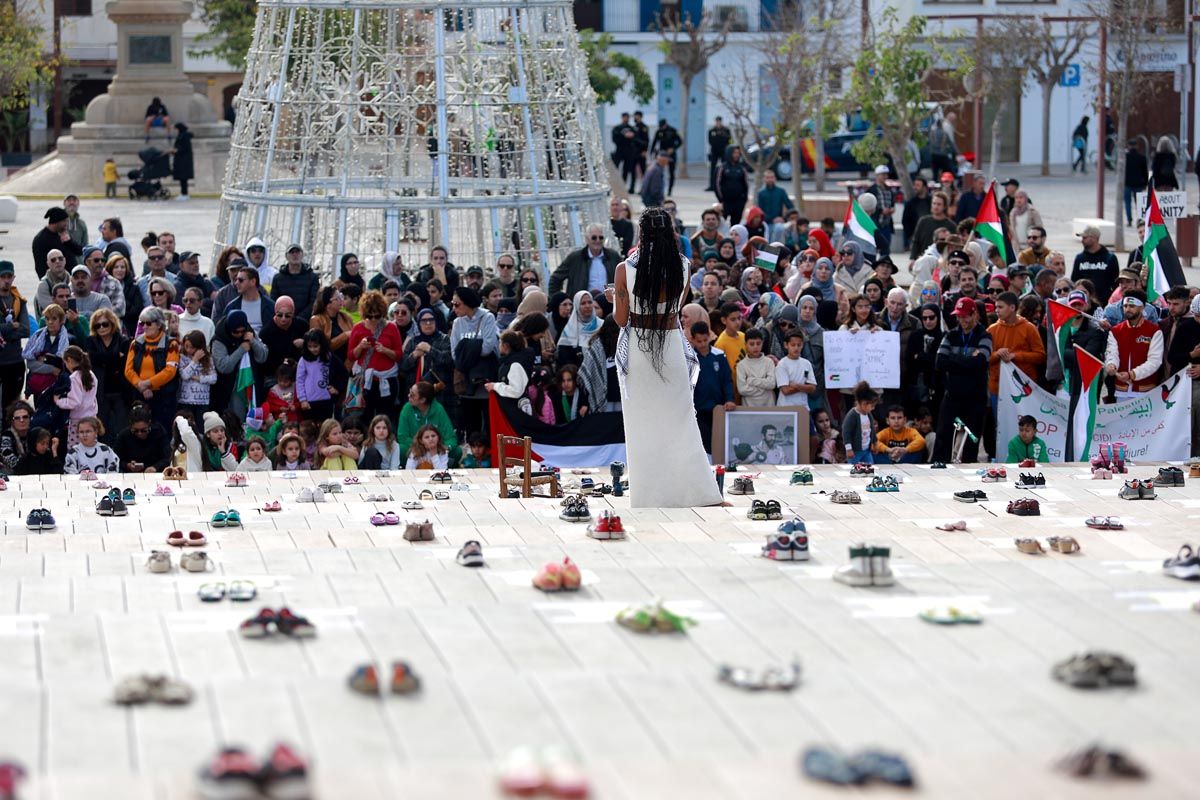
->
[[874, 165, 889, 175]]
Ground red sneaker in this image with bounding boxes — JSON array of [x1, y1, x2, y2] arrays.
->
[[607, 515, 625, 535], [198, 748, 259, 799], [275, 607, 316, 638], [592, 512, 610, 534], [238, 608, 276, 638], [259, 744, 310, 799], [1018, 459, 1035, 468]]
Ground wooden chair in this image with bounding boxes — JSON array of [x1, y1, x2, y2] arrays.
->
[[497, 434, 559, 498]]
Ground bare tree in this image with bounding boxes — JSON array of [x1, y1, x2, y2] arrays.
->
[[706, 61, 780, 195], [1092, 0, 1166, 250], [656, 9, 731, 180], [975, 18, 1046, 179], [758, 0, 854, 198], [1023, 17, 1092, 177]]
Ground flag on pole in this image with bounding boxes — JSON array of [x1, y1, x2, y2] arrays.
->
[[753, 244, 780, 272], [235, 350, 257, 409], [842, 195, 877, 259], [1141, 188, 1183, 302], [974, 181, 1015, 264], [1070, 344, 1105, 462], [1047, 299, 1082, 395]]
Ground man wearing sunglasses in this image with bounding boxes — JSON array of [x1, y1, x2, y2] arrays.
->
[[1016, 225, 1050, 269], [549, 223, 620, 297]]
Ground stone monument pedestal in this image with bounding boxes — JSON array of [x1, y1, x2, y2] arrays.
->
[[0, 0, 230, 195]]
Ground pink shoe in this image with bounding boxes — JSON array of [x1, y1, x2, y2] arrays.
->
[[154, 483, 174, 496], [384, 511, 400, 525], [1112, 442, 1128, 474], [560, 557, 581, 591], [343, 476, 360, 484], [370, 512, 386, 526]]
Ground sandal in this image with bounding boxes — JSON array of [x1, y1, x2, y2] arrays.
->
[[865, 476, 888, 493], [746, 499, 769, 521], [210, 510, 228, 528], [765, 499, 782, 520], [198, 583, 226, 602], [717, 660, 801, 692], [228, 580, 257, 602], [1048, 536, 1081, 554], [418, 489, 434, 501], [615, 599, 694, 633], [401, 500, 423, 510], [831, 490, 860, 505], [434, 491, 450, 500], [370, 512, 386, 526], [918, 606, 982, 624], [384, 511, 400, 526], [935, 520, 967, 532], [225, 509, 242, 527], [1085, 515, 1123, 531], [343, 476, 360, 484], [1014, 538, 1046, 555]]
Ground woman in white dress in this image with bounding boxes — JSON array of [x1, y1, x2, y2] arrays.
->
[[613, 207, 723, 508]]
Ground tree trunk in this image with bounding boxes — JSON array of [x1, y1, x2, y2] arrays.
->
[[1040, 80, 1053, 177], [1114, 109, 1128, 252], [814, 108, 828, 191], [790, 137, 805, 210], [678, 75, 692, 180], [988, 98, 1008, 180], [890, 143, 915, 201]]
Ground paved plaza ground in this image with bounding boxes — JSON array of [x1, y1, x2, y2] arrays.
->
[[0, 465, 1197, 798]]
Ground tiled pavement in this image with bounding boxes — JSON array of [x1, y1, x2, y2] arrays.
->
[[0, 464, 1197, 798]]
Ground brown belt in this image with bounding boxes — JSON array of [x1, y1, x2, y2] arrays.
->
[[629, 312, 677, 330]]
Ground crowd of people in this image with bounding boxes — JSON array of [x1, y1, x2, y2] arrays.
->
[[1, 165, 1199, 478]]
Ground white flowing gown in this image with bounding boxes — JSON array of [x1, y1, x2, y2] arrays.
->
[[622, 259, 723, 508]]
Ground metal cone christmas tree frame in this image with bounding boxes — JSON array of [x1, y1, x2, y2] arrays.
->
[[214, 0, 610, 279]]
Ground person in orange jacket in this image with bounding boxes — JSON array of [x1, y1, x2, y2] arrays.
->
[[124, 307, 180, 430]]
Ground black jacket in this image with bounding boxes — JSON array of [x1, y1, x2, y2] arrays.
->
[[271, 264, 320, 322], [1061, 318, 1108, 397], [1166, 317, 1200, 375], [15, 449, 62, 475], [708, 125, 731, 160], [415, 262, 460, 294], [259, 319, 304, 380], [1124, 149, 1149, 191], [84, 332, 131, 399], [716, 159, 750, 202], [935, 324, 993, 400], [548, 247, 621, 297], [114, 422, 171, 471], [33, 227, 82, 278]]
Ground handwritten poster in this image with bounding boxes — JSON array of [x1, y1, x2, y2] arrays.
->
[[823, 330, 900, 389]]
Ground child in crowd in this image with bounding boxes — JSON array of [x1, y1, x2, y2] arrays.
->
[[55, 346, 99, 448], [775, 330, 816, 408], [1006, 414, 1049, 463], [273, 432, 310, 471], [737, 328, 777, 407], [261, 361, 301, 424], [297, 329, 335, 422], [809, 408, 844, 464], [237, 437, 273, 472], [103, 158, 118, 198], [177, 330, 216, 420], [460, 432, 491, 468], [405, 423, 449, 471], [913, 407, 935, 462], [299, 419, 319, 464], [487, 331, 532, 399], [62, 417, 119, 474], [340, 413, 367, 453], [359, 414, 401, 470], [690, 320, 734, 455], [714, 302, 747, 401], [314, 419, 359, 469], [551, 364, 588, 423], [874, 405, 926, 464], [15, 427, 62, 475], [841, 382, 879, 464]]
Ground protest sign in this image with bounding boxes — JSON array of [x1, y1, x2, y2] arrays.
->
[[998, 363, 1192, 462], [823, 330, 900, 389]]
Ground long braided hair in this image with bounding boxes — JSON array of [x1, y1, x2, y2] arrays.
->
[[632, 206, 684, 375]]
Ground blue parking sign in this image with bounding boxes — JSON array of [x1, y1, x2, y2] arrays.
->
[[1059, 64, 1081, 87]]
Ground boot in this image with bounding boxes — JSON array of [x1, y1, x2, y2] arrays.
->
[[869, 546, 894, 586], [833, 544, 873, 587]]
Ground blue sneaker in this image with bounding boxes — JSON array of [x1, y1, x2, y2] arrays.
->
[[122, 487, 136, 505], [25, 509, 42, 531], [40, 509, 56, 530]]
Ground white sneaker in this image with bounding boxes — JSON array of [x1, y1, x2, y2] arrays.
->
[[833, 544, 873, 587], [311, 486, 326, 503], [175, 194, 190, 201], [870, 546, 894, 586]]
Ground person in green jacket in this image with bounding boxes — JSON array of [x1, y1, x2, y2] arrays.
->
[[1006, 415, 1049, 463], [396, 380, 460, 465]]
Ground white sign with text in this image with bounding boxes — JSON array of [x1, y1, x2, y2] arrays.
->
[[823, 330, 900, 389]]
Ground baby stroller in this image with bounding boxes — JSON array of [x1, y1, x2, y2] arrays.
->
[[127, 148, 173, 200]]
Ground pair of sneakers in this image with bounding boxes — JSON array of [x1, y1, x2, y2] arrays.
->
[[1015, 472, 1046, 489], [97, 488, 131, 516], [348, 661, 421, 695], [24, 508, 56, 531], [198, 744, 309, 800], [833, 544, 894, 587], [238, 607, 316, 638], [762, 518, 810, 561], [1119, 478, 1156, 500], [403, 520, 435, 541], [296, 486, 326, 503], [1156, 466, 1186, 487], [728, 476, 756, 495], [559, 494, 592, 522], [587, 510, 625, 540]]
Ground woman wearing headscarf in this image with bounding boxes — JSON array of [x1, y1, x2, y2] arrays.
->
[[728, 223, 749, 255], [368, 251, 409, 292], [755, 293, 789, 360], [905, 301, 945, 419], [338, 253, 365, 291], [806, 228, 835, 260], [555, 289, 601, 367], [717, 238, 738, 268], [797, 294, 827, 413], [547, 291, 572, 343], [803, 257, 843, 304], [509, 289, 548, 331], [833, 240, 872, 295], [739, 266, 763, 309], [398, 308, 453, 404]]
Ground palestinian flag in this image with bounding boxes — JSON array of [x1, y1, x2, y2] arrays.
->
[[1070, 345, 1105, 461], [1047, 299, 1082, 395], [974, 181, 1015, 264], [1141, 188, 1184, 302], [234, 350, 256, 408], [842, 195, 877, 259], [754, 244, 780, 272], [489, 394, 626, 468]]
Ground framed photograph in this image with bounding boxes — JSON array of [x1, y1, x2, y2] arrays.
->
[[712, 406, 810, 467]]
